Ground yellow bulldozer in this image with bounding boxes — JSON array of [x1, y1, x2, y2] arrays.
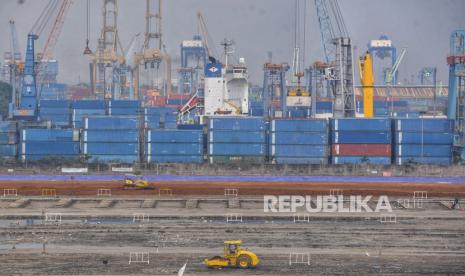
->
[[122, 174, 154, 190], [204, 240, 259, 269]]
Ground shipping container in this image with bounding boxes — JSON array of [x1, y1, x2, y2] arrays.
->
[[395, 145, 452, 157], [394, 132, 453, 144], [109, 108, 139, 116], [332, 131, 391, 144], [83, 116, 139, 130], [83, 142, 139, 155], [21, 129, 76, 142], [0, 121, 17, 132], [271, 119, 328, 132], [82, 130, 139, 142], [21, 154, 79, 161], [39, 107, 70, 114], [108, 100, 140, 108], [271, 132, 328, 145], [21, 141, 80, 155], [177, 124, 205, 130], [86, 155, 139, 163], [273, 157, 328, 165], [332, 156, 391, 165], [39, 100, 71, 108], [208, 156, 265, 164], [0, 132, 18, 144], [208, 143, 265, 156], [147, 155, 203, 163], [394, 119, 454, 133], [209, 131, 265, 143], [144, 107, 177, 115], [0, 144, 17, 156], [208, 117, 265, 131], [396, 157, 452, 166], [72, 100, 106, 109], [332, 144, 391, 156], [147, 130, 203, 143], [147, 143, 203, 155], [270, 145, 327, 157], [331, 118, 391, 131]]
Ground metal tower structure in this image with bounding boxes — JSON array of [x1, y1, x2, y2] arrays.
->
[[447, 31, 465, 160], [262, 63, 289, 118], [418, 67, 437, 86], [89, 0, 125, 99], [368, 35, 398, 85], [313, 0, 355, 118]]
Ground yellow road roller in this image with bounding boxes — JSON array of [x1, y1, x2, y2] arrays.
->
[[204, 240, 259, 269]]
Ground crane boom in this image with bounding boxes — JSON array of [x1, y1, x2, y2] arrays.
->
[[41, 0, 73, 61], [9, 21, 22, 63], [386, 48, 406, 85], [197, 12, 217, 60]]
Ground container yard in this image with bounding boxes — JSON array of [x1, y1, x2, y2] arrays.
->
[[1, 0, 465, 275]]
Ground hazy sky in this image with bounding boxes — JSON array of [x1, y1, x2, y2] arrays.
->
[[1, 0, 464, 86]]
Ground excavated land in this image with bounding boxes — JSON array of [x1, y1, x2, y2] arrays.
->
[[0, 193, 465, 275], [1, 179, 465, 197]]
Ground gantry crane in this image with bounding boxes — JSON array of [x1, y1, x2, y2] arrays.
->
[[88, 0, 125, 99]]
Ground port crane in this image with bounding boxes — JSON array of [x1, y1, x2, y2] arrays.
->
[[313, 0, 355, 118], [10, 0, 73, 119]]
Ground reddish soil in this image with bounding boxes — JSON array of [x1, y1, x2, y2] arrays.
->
[[1, 180, 464, 197]]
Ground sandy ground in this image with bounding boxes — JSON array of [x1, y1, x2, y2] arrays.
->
[[1, 180, 465, 197]]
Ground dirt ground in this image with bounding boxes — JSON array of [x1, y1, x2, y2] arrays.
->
[[1, 214, 464, 275], [1, 179, 465, 197]]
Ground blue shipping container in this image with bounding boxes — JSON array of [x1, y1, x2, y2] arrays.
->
[[209, 131, 265, 143], [39, 100, 71, 108], [332, 118, 391, 132], [148, 130, 203, 143], [332, 131, 391, 144], [271, 145, 327, 157], [83, 130, 139, 142], [208, 143, 265, 156], [21, 129, 75, 142], [21, 141, 80, 155], [147, 155, 203, 164], [395, 132, 453, 144], [396, 157, 452, 166], [271, 132, 328, 145], [0, 121, 17, 132], [0, 144, 17, 156], [73, 100, 106, 109], [332, 156, 391, 165], [395, 145, 452, 157], [87, 155, 139, 163], [271, 119, 328, 132], [208, 117, 265, 131], [147, 143, 203, 155], [394, 119, 454, 133], [84, 117, 139, 130], [108, 100, 140, 108], [273, 157, 328, 165], [83, 142, 139, 155]]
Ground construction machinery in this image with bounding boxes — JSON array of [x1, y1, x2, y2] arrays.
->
[[123, 174, 153, 190], [204, 240, 259, 269]]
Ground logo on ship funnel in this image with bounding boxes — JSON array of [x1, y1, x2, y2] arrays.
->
[[209, 66, 219, 73]]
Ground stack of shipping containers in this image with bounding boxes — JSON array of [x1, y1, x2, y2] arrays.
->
[[38, 100, 71, 127], [20, 128, 80, 161], [270, 119, 329, 164], [146, 129, 204, 163], [331, 118, 392, 165], [144, 107, 177, 129], [108, 100, 140, 116], [72, 100, 106, 128], [82, 116, 140, 163], [208, 116, 266, 164], [394, 118, 454, 165], [0, 121, 17, 160]]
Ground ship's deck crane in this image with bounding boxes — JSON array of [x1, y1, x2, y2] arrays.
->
[[313, 0, 355, 118], [385, 47, 406, 115], [6, 20, 24, 111], [178, 12, 217, 120]]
